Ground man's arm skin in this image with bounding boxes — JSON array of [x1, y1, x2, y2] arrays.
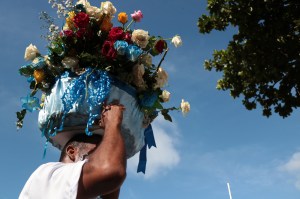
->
[[101, 189, 120, 199], [77, 104, 126, 199]]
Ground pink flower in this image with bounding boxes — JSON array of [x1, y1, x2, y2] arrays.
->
[[131, 10, 143, 22]]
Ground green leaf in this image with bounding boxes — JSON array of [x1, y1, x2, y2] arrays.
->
[[29, 81, 36, 90], [161, 110, 172, 122], [16, 109, 27, 120], [19, 65, 34, 77], [79, 52, 99, 67], [153, 100, 163, 109], [16, 109, 27, 129], [198, 0, 300, 118]]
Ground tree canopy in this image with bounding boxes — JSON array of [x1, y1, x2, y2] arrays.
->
[[198, 0, 300, 117]]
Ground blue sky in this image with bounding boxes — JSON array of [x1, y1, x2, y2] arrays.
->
[[1, 0, 300, 198]]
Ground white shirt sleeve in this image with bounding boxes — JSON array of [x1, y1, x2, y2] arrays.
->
[[19, 160, 87, 199]]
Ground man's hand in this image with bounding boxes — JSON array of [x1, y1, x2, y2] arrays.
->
[[99, 103, 125, 130]]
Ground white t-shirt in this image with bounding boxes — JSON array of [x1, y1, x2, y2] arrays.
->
[[19, 160, 96, 199]]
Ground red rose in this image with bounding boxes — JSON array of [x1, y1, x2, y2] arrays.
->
[[101, 41, 117, 60], [108, 27, 124, 41], [73, 12, 90, 29], [63, 30, 74, 37], [154, 40, 167, 54]]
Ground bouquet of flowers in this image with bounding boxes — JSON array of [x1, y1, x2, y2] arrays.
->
[[16, 0, 190, 167]]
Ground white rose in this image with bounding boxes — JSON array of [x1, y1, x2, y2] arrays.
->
[[76, 0, 91, 7], [140, 54, 152, 67], [171, 35, 183, 47], [101, 1, 116, 16], [62, 57, 79, 70], [160, 90, 171, 102], [154, 67, 168, 89], [86, 6, 103, 18], [131, 29, 150, 49], [132, 64, 147, 90], [181, 99, 190, 116], [24, 44, 40, 61]]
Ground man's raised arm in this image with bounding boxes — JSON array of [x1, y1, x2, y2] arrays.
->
[[77, 104, 126, 199]]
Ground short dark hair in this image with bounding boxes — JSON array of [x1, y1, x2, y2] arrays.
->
[[59, 134, 102, 161]]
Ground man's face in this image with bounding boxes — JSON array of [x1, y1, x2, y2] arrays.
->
[[76, 142, 98, 161], [65, 134, 102, 163]]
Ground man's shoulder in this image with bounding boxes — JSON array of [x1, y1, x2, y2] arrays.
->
[[34, 160, 86, 174], [33, 162, 64, 172]]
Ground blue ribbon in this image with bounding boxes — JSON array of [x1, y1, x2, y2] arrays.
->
[[137, 124, 156, 173], [43, 139, 49, 159], [144, 124, 156, 149]]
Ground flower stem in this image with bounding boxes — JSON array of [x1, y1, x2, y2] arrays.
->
[[156, 48, 169, 72], [125, 20, 134, 31], [30, 83, 38, 97]]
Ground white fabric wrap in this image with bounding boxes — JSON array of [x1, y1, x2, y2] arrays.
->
[[38, 76, 146, 158]]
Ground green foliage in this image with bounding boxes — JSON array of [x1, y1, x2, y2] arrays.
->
[[19, 65, 34, 77], [161, 109, 172, 122], [16, 109, 27, 129], [198, 0, 300, 117]]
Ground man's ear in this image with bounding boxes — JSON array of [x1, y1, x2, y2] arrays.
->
[[66, 145, 77, 162]]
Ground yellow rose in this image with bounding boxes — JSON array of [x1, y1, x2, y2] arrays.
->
[[65, 11, 75, 29], [68, 11, 75, 19], [118, 12, 128, 24]]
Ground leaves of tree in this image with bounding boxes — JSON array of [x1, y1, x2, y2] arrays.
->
[[198, 0, 300, 117]]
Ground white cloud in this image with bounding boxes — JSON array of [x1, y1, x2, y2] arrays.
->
[[280, 152, 300, 190], [190, 146, 283, 187], [127, 116, 180, 179]]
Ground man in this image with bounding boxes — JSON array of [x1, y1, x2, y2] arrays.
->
[[19, 103, 127, 199]]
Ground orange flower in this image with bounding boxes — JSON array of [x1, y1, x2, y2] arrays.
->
[[33, 69, 45, 83], [118, 12, 128, 24], [100, 17, 113, 32]]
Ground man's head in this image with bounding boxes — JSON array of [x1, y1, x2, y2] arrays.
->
[[59, 134, 102, 163]]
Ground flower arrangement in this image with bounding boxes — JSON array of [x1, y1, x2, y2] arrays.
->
[[16, 0, 190, 130]]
